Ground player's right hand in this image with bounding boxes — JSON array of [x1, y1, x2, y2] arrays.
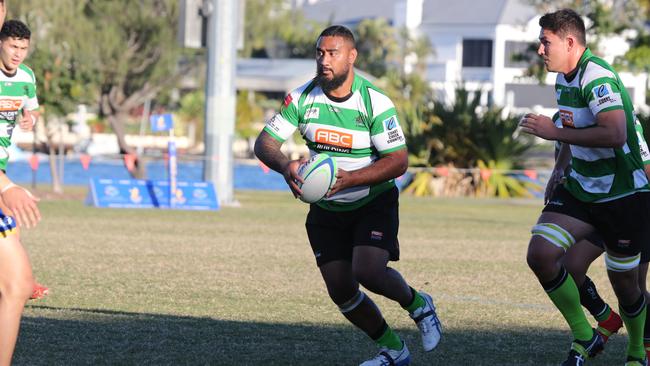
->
[[19, 110, 36, 131], [282, 159, 304, 198], [1, 185, 40, 228]]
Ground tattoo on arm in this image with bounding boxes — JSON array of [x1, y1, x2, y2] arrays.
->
[[254, 131, 289, 174]]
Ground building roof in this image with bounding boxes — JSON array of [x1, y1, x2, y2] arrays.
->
[[422, 0, 536, 26], [296, 0, 536, 27], [298, 0, 397, 26]]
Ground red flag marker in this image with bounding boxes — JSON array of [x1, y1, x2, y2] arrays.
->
[[80, 154, 91, 170], [29, 154, 39, 171], [124, 153, 137, 172]]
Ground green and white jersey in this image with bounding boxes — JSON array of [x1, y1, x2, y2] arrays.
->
[[555, 48, 648, 202], [635, 119, 650, 166], [0, 64, 38, 170], [553, 111, 650, 173], [264, 74, 406, 211]]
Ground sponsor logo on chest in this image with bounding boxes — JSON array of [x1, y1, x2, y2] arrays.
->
[[314, 128, 353, 153], [0, 99, 22, 112]]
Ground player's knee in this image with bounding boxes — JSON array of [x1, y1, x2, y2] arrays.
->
[[562, 255, 588, 280], [531, 223, 575, 252], [0, 276, 33, 302], [352, 266, 382, 291], [527, 223, 574, 273], [526, 243, 555, 275]]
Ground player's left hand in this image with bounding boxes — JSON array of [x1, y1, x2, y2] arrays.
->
[[326, 169, 353, 197], [544, 169, 565, 204], [19, 110, 36, 131], [519, 113, 557, 140]]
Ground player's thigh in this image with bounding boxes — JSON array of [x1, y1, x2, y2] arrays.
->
[[352, 187, 400, 265], [0, 234, 32, 296], [530, 185, 595, 256], [305, 204, 354, 267], [318, 260, 358, 303], [528, 211, 595, 261], [595, 192, 650, 260], [563, 234, 605, 280]]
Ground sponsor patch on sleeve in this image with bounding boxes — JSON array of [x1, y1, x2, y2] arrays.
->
[[383, 116, 398, 131], [591, 84, 618, 107], [266, 115, 281, 134]]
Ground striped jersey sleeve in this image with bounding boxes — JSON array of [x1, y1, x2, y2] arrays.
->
[[581, 61, 623, 116], [263, 81, 313, 142], [368, 88, 406, 154], [635, 120, 650, 166]]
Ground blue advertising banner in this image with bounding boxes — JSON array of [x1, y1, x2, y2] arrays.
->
[[150, 113, 174, 132], [87, 178, 219, 211]]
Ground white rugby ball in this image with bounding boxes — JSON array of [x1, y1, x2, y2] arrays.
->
[[297, 153, 337, 203]]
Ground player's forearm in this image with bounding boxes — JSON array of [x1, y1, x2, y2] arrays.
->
[[555, 124, 625, 148], [555, 110, 626, 147], [254, 131, 290, 174], [347, 148, 408, 187]]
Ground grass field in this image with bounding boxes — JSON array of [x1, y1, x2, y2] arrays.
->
[[11, 190, 631, 365]]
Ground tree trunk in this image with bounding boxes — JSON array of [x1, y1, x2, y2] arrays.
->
[[108, 113, 146, 179], [44, 116, 63, 194]]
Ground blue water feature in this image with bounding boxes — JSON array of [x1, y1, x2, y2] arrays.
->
[[6, 157, 290, 191]]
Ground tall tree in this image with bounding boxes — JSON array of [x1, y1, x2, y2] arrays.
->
[[9, 0, 97, 192], [242, 0, 323, 58], [13, 0, 193, 180], [355, 18, 398, 77], [85, 0, 187, 178]]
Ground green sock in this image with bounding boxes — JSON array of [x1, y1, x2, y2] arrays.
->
[[545, 270, 592, 341], [403, 288, 425, 313], [621, 300, 647, 360], [376, 325, 403, 351]]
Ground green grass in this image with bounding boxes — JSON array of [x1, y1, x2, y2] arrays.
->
[[12, 191, 628, 365]]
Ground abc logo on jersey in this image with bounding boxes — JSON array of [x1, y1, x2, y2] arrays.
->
[[314, 128, 353, 153]]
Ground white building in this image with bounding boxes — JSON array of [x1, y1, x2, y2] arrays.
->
[[296, 0, 649, 115]]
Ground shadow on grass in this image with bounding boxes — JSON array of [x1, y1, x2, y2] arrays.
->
[[15, 305, 626, 366]]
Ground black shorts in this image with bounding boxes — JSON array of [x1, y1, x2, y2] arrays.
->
[[543, 185, 650, 259], [584, 231, 650, 263], [305, 187, 400, 267]]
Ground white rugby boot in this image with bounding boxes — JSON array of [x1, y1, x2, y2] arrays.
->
[[409, 291, 442, 351], [359, 341, 410, 366]]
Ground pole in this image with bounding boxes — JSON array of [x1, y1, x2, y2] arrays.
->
[[168, 128, 177, 208], [203, 0, 238, 206], [138, 99, 151, 156]]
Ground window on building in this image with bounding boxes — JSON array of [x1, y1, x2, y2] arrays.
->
[[462, 39, 493, 67], [504, 41, 535, 68]]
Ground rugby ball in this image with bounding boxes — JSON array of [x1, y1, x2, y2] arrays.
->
[[297, 153, 337, 203]]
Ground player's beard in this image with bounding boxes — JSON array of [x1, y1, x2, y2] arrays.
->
[[315, 65, 349, 94]]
